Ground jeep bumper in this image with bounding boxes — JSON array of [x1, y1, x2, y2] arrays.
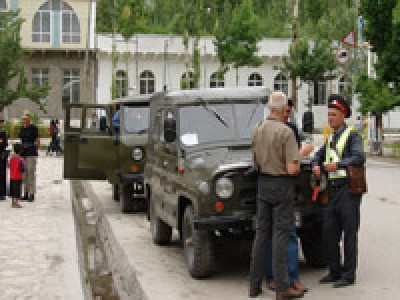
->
[[193, 215, 254, 230], [117, 173, 145, 197], [116, 172, 144, 183]]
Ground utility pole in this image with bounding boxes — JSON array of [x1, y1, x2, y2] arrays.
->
[[163, 39, 168, 91], [291, 0, 299, 109], [111, 0, 117, 100]]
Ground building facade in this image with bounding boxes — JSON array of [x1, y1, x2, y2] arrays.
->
[[3, 0, 96, 120], [96, 33, 362, 129]]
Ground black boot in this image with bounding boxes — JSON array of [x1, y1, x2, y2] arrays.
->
[[28, 194, 35, 202], [21, 193, 29, 201]]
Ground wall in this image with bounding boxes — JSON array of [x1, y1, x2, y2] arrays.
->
[[96, 34, 400, 129], [19, 0, 94, 51], [6, 52, 96, 119]]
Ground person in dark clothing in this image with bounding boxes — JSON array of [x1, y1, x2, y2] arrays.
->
[[312, 94, 366, 288], [0, 119, 8, 200], [47, 118, 62, 155], [265, 99, 313, 294], [19, 111, 40, 201], [249, 92, 305, 299]]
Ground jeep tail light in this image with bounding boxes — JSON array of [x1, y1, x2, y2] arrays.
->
[[131, 165, 139, 172], [214, 201, 224, 213]]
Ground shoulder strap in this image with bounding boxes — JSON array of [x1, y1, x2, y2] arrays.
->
[[336, 127, 353, 156]]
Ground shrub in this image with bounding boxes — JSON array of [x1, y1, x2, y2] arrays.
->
[[3, 121, 50, 139]]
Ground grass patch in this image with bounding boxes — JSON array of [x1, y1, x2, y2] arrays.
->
[[383, 141, 400, 149]]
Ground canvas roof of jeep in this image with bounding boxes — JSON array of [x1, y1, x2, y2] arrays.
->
[[111, 94, 152, 104], [164, 87, 271, 105]]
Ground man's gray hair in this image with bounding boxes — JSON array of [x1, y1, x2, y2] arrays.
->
[[269, 91, 287, 112]]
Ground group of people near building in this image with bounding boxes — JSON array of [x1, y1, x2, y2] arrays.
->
[[0, 111, 40, 208], [47, 117, 62, 155], [249, 92, 366, 299]]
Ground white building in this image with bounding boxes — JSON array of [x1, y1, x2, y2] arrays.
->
[[96, 33, 368, 129]]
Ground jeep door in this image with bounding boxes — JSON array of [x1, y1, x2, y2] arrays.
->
[[63, 104, 117, 180], [150, 109, 178, 226]]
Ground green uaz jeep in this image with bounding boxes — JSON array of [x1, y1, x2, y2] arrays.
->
[[144, 87, 328, 278], [63, 95, 151, 212]]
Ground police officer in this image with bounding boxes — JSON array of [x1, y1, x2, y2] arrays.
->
[[19, 110, 40, 202], [312, 94, 366, 288], [0, 119, 8, 200], [249, 92, 304, 299]]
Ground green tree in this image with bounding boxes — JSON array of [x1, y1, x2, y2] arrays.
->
[[97, 0, 155, 36], [279, 38, 336, 108], [356, 75, 400, 154], [361, 0, 399, 84], [359, 0, 400, 153], [0, 10, 48, 113], [214, 0, 262, 86]]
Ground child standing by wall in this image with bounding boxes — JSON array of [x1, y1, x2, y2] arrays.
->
[[9, 143, 25, 208]]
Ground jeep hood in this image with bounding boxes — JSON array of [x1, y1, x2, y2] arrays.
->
[[186, 147, 253, 178]]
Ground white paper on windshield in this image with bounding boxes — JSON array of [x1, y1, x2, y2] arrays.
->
[[181, 133, 198, 146]]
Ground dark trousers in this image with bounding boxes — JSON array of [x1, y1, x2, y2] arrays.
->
[[265, 225, 299, 284], [249, 176, 295, 292], [324, 183, 362, 281], [0, 155, 7, 197]]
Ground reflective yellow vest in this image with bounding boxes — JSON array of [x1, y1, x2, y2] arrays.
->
[[324, 127, 354, 180]]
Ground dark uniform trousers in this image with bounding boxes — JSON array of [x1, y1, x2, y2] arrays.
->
[[0, 130, 7, 198], [250, 175, 295, 292], [324, 182, 362, 281], [0, 153, 6, 197]]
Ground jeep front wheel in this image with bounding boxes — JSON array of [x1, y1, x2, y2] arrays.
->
[[119, 183, 133, 213], [112, 184, 120, 202], [120, 183, 147, 213], [149, 195, 172, 245], [182, 206, 213, 278]]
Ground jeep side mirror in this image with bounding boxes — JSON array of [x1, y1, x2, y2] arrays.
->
[[99, 116, 108, 132], [164, 118, 176, 143], [302, 111, 314, 134]]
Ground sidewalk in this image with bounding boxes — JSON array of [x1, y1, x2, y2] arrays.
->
[[0, 156, 84, 300]]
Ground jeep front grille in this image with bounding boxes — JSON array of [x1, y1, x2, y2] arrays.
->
[[239, 188, 256, 206]]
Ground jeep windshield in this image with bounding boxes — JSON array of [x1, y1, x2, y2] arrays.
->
[[123, 105, 150, 134], [179, 101, 265, 147]]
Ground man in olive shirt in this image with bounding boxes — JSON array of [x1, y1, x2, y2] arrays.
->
[[249, 92, 304, 299], [19, 111, 40, 201]]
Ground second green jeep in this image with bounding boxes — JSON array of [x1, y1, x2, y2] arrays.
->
[[144, 87, 328, 278], [63, 95, 151, 213]]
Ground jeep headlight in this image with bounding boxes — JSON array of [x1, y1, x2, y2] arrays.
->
[[215, 177, 234, 199], [132, 148, 143, 161]]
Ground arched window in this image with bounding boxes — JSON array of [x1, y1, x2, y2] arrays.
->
[[62, 2, 80, 43], [32, 0, 80, 44], [0, 0, 7, 11], [274, 73, 289, 96], [140, 70, 155, 95], [32, 2, 51, 42], [210, 72, 225, 88], [338, 76, 351, 95], [116, 70, 128, 98], [248, 73, 263, 87], [181, 72, 195, 90]]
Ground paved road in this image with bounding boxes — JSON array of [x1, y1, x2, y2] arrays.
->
[[85, 157, 400, 300], [0, 156, 83, 300]]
